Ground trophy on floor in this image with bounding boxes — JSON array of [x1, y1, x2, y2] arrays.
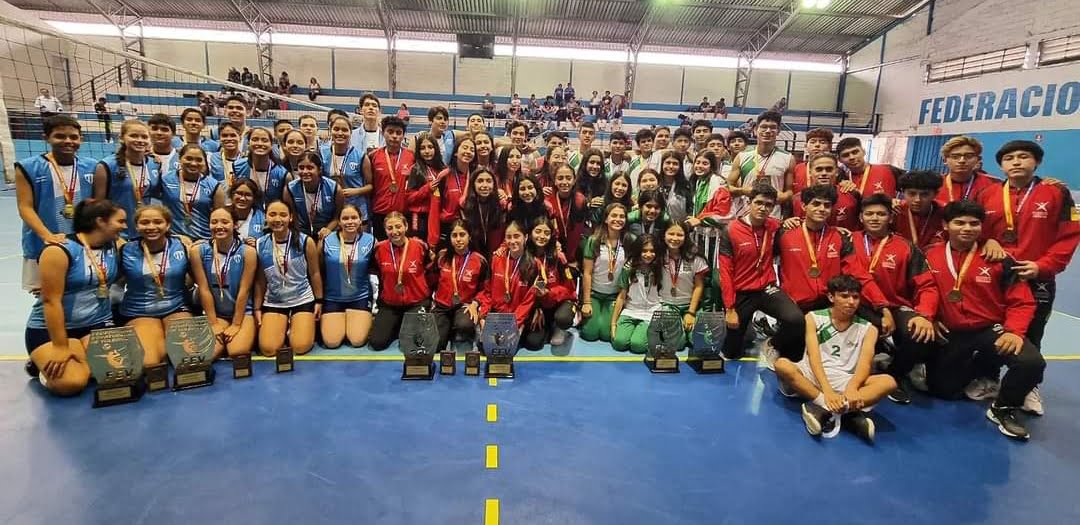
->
[[645, 309, 684, 373], [439, 346, 456, 375], [481, 313, 519, 379], [464, 344, 482, 376], [276, 348, 294, 373], [86, 326, 145, 408], [165, 316, 216, 390], [400, 310, 439, 380], [688, 311, 727, 374], [232, 353, 252, 379]]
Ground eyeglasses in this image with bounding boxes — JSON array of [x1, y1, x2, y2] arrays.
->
[[947, 153, 978, 161]]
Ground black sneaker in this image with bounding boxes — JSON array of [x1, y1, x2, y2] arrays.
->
[[25, 360, 39, 378], [986, 405, 1030, 440], [843, 411, 876, 444], [801, 402, 829, 436], [888, 382, 912, 405]]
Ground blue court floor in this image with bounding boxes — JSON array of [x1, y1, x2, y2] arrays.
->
[[2, 191, 1080, 524]]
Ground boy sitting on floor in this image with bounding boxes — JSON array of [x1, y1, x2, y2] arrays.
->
[[774, 274, 898, 443]]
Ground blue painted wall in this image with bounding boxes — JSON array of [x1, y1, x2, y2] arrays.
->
[[906, 128, 1079, 186]]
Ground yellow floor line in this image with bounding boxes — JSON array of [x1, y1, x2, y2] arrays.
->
[[4, 354, 1080, 362], [488, 377, 498, 386], [485, 445, 498, 469], [486, 404, 498, 423], [484, 499, 499, 525]]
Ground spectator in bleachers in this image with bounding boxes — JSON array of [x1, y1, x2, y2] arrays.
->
[[567, 98, 584, 129], [601, 90, 613, 109], [228, 67, 241, 84], [554, 83, 564, 107], [565, 83, 576, 106], [738, 118, 754, 136], [252, 75, 265, 91], [34, 88, 63, 119], [482, 93, 496, 118], [278, 71, 292, 94], [713, 97, 728, 120], [114, 95, 138, 118], [541, 97, 558, 129], [588, 90, 601, 116], [397, 103, 410, 123], [772, 97, 788, 114], [241, 67, 253, 86], [350, 93, 384, 154], [309, 77, 322, 101], [698, 96, 711, 117], [510, 93, 523, 119], [94, 97, 112, 143]]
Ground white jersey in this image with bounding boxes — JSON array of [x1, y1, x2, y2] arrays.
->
[[797, 310, 871, 393]]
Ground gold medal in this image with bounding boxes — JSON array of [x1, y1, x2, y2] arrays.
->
[[1002, 230, 1017, 244], [63, 203, 75, 219], [947, 290, 963, 303], [808, 267, 821, 278]]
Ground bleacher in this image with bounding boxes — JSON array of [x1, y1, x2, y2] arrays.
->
[[10, 80, 878, 160]]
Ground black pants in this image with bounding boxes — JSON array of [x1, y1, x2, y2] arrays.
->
[[722, 287, 805, 360], [369, 300, 431, 351], [98, 114, 112, 138], [1027, 280, 1054, 348], [927, 326, 1045, 407], [370, 213, 387, 241], [521, 301, 575, 350], [858, 306, 934, 380], [434, 304, 476, 352]]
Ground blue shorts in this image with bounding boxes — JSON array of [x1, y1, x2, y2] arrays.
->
[[25, 322, 113, 355], [323, 298, 371, 314], [113, 304, 191, 327]]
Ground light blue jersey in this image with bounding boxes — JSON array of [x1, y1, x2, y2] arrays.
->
[[322, 232, 375, 303], [198, 240, 251, 317], [256, 232, 314, 308], [233, 157, 289, 205], [99, 154, 162, 239], [27, 238, 120, 329], [159, 170, 220, 239], [118, 236, 190, 317], [15, 154, 97, 259], [320, 145, 368, 220], [287, 176, 339, 236]]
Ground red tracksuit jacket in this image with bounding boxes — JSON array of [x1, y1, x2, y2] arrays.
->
[[976, 178, 1080, 281], [792, 190, 862, 231], [438, 166, 469, 224], [848, 164, 898, 197], [893, 201, 946, 251], [477, 247, 537, 327], [924, 243, 1035, 335], [774, 225, 888, 310], [373, 237, 431, 306], [546, 191, 588, 262], [532, 252, 577, 309], [370, 146, 416, 215], [432, 250, 488, 308], [848, 231, 939, 319], [934, 171, 1000, 207], [716, 217, 782, 309]]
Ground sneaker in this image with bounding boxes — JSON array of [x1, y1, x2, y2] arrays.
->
[[754, 315, 777, 338], [1022, 387, 1044, 416], [908, 364, 929, 392], [965, 377, 1000, 401], [888, 381, 912, 405], [25, 360, 39, 378], [549, 328, 566, 347], [778, 380, 799, 398], [801, 402, 829, 436], [759, 338, 780, 371], [843, 411, 876, 444], [986, 405, 1030, 440]]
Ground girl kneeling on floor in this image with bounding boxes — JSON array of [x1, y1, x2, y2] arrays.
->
[[370, 211, 432, 351], [610, 234, 663, 354], [521, 217, 577, 350], [477, 221, 536, 349], [432, 220, 488, 352], [319, 204, 375, 349], [190, 206, 258, 359]]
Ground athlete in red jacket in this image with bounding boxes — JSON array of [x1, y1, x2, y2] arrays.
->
[[791, 153, 861, 231], [477, 221, 537, 338], [521, 217, 578, 350], [837, 137, 901, 198], [894, 170, 946, 251], [935, 136, 1000, 207], [432, 219, 488, 352], [362, 116, 415, 239], [370, 212, 432, 351]]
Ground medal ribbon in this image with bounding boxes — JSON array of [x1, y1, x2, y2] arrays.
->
[[181, 175, 202, 220], [214, 240, 240, 300], [451, 251, 471, 297], [221, 151, 235, 189], [272, 232, 291, 276], [126, 161, 148, 203], [78, 233, 108, 297], [857, 164, 872, 195], [945, 173, 976, 203], [906, 205, 933, 246], [1002, 180, 1036, 236], [306, 179, 322, 227], [141, 238, 169, 298], [389, 238, 410, 289], [863, 234, 890, 274], [747, 218, 771, 268], [800, 223, 825, 272], [944, 241, 977, 296], [606, 237, 621, 277], [504, 252, 522, 298], [667, 256, 682, 291], [340, 232, 358, 284], [46, 153, 78, 210], [384, 148, 402, 189]]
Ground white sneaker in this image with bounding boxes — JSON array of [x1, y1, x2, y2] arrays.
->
[[759, 338, 779, 371], [1022, 386, 1044, 416], [549, 328, 566, 347], [908, 364, 929, 392], [964, 377, 1001, 401]]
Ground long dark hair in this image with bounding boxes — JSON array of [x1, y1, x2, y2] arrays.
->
[[625, 234, 662, 291], [658, 150, 690, 198], [280, 129, 308, 172], [408, 134, 446, 190], [73, 198, 122, 234], [539, 145, 566, 187], [691, 150, 718, 192], [590, 202, 629, 244], [604, 171, 633, 211], [245, 127, 282, 167], [634, 189, 670, 234], [503, 219, 536, 284], [495, 145, 523, 192], [437, 218, 471, 267], [657, 220, 699, 262], [263, 199, 304, 253], [508, 173, 546, 228], [575, 148, 607, 200], [460, 166, 502, 251]]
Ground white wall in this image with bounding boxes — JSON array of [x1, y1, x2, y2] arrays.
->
[[788, 71, 839, 111], [273, 45, 332, 89], [635, 63, 683, 104], [747, 69, 788, 108], [143, 39, 206, 76], [206, 42, 257, 79], [847, 0, 1080, 133], [456, 56, 512, 96], [683, 66, 736, 105], [570, 60, 625, 100], [396, 52, 453, 93], [335, 48, 387, 91], [515, 57, 571, 98]]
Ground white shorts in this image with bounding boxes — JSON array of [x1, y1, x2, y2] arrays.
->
[[22, 258, 41, 293], [797, 358, 853, 394]]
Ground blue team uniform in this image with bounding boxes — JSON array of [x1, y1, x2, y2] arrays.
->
[[287, 176, 339, 236], [15, 154, 97, 259], [27, 238, 120, 329], [322, 232, 375, 308], [98, 154, 162, 239], [159, 169, 220, 239], [256, 233, 314, 308], [118, 236, 190, 318], [198, 241, 251, 318]]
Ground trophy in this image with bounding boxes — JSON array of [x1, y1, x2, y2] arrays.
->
[[145, 362, 169, 392], [400, 310, 439, 380], [481, 313, 520, 378], [645, 309, 684, 373], [688, 311, 727, 374], [276, 348, 294, 373], [86, 326, 146, 408], [439, 349, 456, 375], [165, 316, 216, 390], [464, 347, 482, 376], [233, 353, 252, 379]]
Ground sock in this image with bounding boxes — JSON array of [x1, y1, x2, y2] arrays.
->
[[813, 393, 826, 409]]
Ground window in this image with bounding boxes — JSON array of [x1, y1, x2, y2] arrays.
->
[[1038, 35, 1080, 67], [925, 45, 1027, 83]]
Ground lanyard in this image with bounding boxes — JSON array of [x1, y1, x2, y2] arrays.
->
[[667, 256, 682, 290], [126, 160, 147, 203], [180, 175, 202, 219], [945, 173, 976, 203], [746, 217, 771, 268], [384, 148, 402, 188], [537, 254, 549, 284], [334, 147, 354, 178], [272, 233, 291, 276], [857, 164, 872, 195], [389, 238, 410, 288], [606, 237, 621, 277], [340, 232, 359, 284], [141, 238, 169, 298], [944, 241, 977, 294], [1002, 180, 1037, 234], [755, 150, 773, 180], [556, 194, 571, 236], [905, 205, 933, 246], [46, 153, 78, 207], [214, 240, 240, 300], [451, 251, 471, 296], [306, 179, 323, 227], [254, 158, 274, 193], [221, 151, 235, 188], [78, 233, 108, 297], [863, 234, 891, 274], [504, 252, 522, 297], [801, 223, 826, 271]]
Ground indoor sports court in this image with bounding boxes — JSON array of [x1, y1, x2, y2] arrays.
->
[[1, 0, 1079, 523]]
